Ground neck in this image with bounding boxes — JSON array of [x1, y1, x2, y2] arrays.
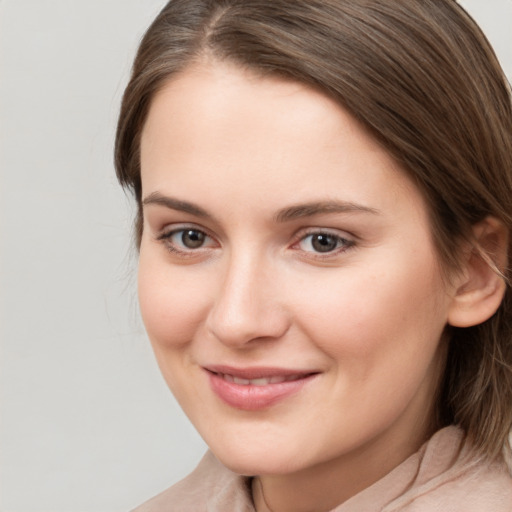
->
[[251, 418, 436, 512]]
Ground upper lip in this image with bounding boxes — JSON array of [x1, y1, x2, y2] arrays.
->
[[204, 365, 318, 380]]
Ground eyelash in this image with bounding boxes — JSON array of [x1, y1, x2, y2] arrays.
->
[[156, 226, 355, 259], [292, 229, 355, 258], [156, 226, 217, 257]]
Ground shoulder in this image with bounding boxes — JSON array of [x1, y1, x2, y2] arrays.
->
[[387, 428, 512, 512], [130, 451, 255, 512], [393, 460, 512, 511]]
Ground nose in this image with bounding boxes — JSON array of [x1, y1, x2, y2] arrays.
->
[[205, 252, 290, 348]]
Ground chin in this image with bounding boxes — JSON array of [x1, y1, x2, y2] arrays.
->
[[207, 437, 305, 476]]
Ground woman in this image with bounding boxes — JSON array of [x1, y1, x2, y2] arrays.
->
[[115, 1, 512, 510]]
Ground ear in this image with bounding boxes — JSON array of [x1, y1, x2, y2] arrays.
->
[[448, 216, 508, 328]]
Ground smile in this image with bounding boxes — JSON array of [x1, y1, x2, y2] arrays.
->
[[204, 366, 319, 410], [218, 373, 305, 386]]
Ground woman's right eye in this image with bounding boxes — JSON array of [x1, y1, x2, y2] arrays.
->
[[157, 228, 217, 253]]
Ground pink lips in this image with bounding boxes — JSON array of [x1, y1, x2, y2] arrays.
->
[[204, 365, 318, 411]]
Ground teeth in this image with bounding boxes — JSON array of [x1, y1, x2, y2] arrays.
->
[[251, 378, 273, 386], [221, 374, 303, 386], [233, 377, 251, 385]]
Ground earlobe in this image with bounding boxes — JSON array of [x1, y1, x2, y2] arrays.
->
[[448, 216, 509, 328]]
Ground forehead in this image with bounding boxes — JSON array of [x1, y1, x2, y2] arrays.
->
[[142, 63, 353, 155], [142, 61, 383, 157], [140, 61, 427, 226]]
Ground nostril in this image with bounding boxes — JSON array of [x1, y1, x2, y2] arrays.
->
[[205, 302, 290, 347]]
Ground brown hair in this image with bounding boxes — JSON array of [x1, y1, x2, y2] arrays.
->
[[115, 0, 512, 459]]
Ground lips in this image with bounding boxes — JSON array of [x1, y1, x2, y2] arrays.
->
[[220, 373, 303, 386], [204, 365, 318, 410]]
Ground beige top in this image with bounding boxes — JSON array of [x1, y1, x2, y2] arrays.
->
[[132, 427, 512, 511]]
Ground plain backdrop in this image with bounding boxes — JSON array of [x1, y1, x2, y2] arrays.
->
[[1, 1, 511, 511]]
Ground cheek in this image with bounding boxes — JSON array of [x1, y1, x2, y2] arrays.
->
[[137, 253, 211, 350], [291, 253, 448, 362], [137, 253, 214, 407]]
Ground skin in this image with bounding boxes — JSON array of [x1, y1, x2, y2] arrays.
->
[[138, 61, 461, 512]]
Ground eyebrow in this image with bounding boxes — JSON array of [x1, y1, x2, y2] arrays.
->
[[142, 192, 380, 222], [142, 192, 211, 218], [274, 201, 380, 222]]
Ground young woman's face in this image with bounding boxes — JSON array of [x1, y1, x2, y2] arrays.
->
[[138, 62, 456, 477]]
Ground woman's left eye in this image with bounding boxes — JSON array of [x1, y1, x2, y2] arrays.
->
[[297, 232, 353, 254]]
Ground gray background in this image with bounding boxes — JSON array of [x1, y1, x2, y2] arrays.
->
[[1, 1, 511, 511]]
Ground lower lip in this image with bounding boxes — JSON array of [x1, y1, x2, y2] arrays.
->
[[207, 372, 317, 411]]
